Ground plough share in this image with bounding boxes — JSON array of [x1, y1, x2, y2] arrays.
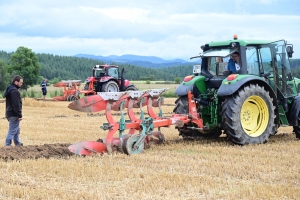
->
[[68, 88, 203, 156]]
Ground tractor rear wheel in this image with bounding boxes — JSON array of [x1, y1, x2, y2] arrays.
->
[[125, 85, 138, 91], [101, 81, 119, 92], [84, 83, 89, 90], [173, 95, 221, 139], [221, 84, 276, 145], [173, 95, 188, 114], [293, 112, 300, 139]]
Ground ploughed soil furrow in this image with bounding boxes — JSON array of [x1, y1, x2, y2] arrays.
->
[[0, 143, 74, 161]]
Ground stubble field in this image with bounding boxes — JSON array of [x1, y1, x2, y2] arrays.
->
[[0, 98, 300, 200]]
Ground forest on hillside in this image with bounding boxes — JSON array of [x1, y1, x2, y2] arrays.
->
[[0, 51, 193, 81], [1, 50, 300, 82]]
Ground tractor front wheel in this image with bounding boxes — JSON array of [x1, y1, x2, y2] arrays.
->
[[221, 84, 276, 145], [101, 81, 119, 92]]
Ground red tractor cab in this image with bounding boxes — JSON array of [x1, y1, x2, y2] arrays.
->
[[82, 64, 137, 95]]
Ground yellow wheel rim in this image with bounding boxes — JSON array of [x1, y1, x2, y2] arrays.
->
[[240, 95, 269, 137]]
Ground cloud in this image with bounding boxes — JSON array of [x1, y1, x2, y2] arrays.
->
[[0, 0, 299, 59]]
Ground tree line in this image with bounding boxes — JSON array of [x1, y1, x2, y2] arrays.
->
[[1, 47, 300, 92], [0, 48, 194, 91]]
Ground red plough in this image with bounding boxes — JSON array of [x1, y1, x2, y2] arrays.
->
[[68, 88, 203, 155], [53, 80, 82, 101]]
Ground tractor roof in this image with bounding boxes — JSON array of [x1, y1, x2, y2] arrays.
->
[[207, 38, 273, 47], [93, 64, 119, 69]]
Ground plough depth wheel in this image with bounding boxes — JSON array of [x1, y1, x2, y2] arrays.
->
[[122, 135, 145, 155]]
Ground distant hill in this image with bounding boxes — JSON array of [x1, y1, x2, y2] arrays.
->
[[75, 54, 197, 68]]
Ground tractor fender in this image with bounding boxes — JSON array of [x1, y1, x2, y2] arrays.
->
[[287, 94, 300, 126], [174, 84, 194, 96], [100, 76, 114, 82], [175, 76, 206, 96], [174, 83, 202, 98], [217, 76, 279, 125]]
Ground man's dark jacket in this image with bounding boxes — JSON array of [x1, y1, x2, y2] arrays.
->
[[4, 84, 22, 119]]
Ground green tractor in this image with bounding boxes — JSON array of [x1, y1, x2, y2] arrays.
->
[[174, 35, 300, 144]]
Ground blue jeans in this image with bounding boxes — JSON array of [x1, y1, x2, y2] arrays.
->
[[5, 117, 22, 146]]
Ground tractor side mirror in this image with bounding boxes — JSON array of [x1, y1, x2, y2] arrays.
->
[[286, 45, 294, 58]]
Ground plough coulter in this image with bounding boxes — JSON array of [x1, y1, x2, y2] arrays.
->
[[53, 80, 82, 101], [68, 88, 203, 156]]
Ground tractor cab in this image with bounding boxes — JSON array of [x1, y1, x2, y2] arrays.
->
[[191, 47, 241, 89], [92, 64, 119, 80]]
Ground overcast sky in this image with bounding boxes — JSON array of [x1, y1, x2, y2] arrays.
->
[[0, 0, 299, 60]]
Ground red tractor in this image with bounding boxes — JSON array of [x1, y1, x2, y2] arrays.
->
[[81, 64, 138, 96]]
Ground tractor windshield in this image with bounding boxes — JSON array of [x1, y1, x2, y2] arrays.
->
[[200, 48, 239, 76], [201, 48, 238, 57], [94, 68, 105, 77]]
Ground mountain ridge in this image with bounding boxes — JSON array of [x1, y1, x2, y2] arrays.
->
[[74, 54, 197, 68]]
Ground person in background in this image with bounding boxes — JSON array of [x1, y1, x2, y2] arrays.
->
[[41, 78, 47, 100], [4, 75, 23, 146], [226, 51, 241, 73]]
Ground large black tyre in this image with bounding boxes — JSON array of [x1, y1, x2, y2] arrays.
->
[[173, 96, 221, 139], [84, 83, 89, 90], [125, 85, 138, 91], [294, 127, 300, 139], [101, 81, 119, 92], [293, 111, 300, 139], [221, 84, 276, 145], [173, 96, 188, 114]]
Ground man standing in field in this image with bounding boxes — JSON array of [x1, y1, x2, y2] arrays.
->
[[41, 78, 47, 100], [4, 75, 23, 146]]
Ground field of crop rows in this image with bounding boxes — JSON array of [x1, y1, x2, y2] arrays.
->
[[0, 98, 299, 199]]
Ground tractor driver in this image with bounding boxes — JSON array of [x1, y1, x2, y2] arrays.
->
[[226, 52, 240, 73]]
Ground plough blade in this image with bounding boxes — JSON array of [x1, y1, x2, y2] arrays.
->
[[68, 89, 166, 113], [53, 96, 66, 101], [84, 141, 107, 153], [68, 95, 107, 113], [68, 142, 93, 156], [68, 141, 107, 156]]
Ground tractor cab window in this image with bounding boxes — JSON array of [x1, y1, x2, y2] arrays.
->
[[259, 47, 272, 74], [94, 68, 105, 77], [246, 47, 260, 76], [264, 40, 296, 97], [203, 48, 238, 76], [107, 68, 119, 79], [208, 57, 228, 76]]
